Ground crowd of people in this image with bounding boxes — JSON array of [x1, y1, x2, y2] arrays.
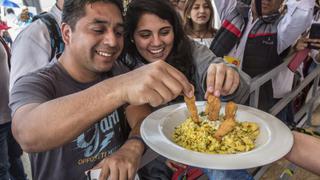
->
[[0, 0, 320, 179]]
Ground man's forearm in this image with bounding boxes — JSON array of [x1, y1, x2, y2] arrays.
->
[[124, 104, 152, 155], [12, 76, 125, 152]]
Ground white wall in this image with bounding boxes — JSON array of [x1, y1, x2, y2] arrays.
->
[[211, 0, 221, 29], [39, 0, 55, 11]]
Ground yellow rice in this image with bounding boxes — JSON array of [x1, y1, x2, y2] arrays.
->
[[173, 115, 260, 154]]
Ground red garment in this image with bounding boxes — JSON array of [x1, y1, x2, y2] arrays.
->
[[288, 49, 310, 72]]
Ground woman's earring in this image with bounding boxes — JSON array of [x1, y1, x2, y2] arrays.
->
[[187, 15, 191, 19], [130, 39, 134, 43]]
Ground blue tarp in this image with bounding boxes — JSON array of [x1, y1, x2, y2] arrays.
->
[[1, 0, 20, 8]]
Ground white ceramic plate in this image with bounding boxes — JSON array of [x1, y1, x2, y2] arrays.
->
[[141, 101, 293, 170]]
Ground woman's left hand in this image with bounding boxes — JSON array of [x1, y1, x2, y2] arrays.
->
[[205, 63, 240, 98]]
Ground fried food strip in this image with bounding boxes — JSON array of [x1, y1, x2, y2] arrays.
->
[[184, 95, 200, 123], [225, 101, 237, 119], [214, 118, 236, 141], [205, 94, 221, 121]]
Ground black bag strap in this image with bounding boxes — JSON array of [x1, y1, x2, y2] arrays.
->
[[33, 12, 64, 61], [0, 36, 11, 70]]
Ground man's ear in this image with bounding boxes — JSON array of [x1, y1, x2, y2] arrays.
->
[[61, 23, 72, 45]]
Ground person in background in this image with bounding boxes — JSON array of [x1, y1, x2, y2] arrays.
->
[[291, 1, 320, 124], [210, 0, 315, 126], [123, 0, 252, 179], [9, 0, 195, 179], [183, 0, 217, 47], [176, 0, 187, 17], [0, 21, 12, 46], [294, 0, 320, 64], [9, 0, 64, 90], [0, 32, 27, 180]]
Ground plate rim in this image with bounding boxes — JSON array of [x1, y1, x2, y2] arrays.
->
[[141, 101, 294, 169]]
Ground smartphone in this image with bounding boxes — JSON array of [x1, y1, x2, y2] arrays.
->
[[308, 23, 320, 49]]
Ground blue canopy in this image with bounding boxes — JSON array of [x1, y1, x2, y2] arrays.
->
[[2, 0, 20, 8]]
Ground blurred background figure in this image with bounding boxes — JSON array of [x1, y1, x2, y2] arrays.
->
[[169, 0, 178, 7], [0, 21, 12, 47], [290, 0, 320, 124], [17, 8, 33, 28], [168, 0, 185, 19], [0, 24, 27, 180], [209, 0, 315, 126], [183, 0, 217, 47], [9, 0, 64, 90], [5, 8, 18, 28]]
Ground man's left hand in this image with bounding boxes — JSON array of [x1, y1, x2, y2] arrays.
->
[[94, 139, 144, 180]]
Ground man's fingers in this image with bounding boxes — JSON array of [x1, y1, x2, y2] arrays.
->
[[109, 164, 119, 180], [119, 167, 128, 180], [127, 165, 136, 180], [165, 64, 193, 97], [99, 164, 110, 180], [145, 89, 165, 107], [150, 79, 175, 103], [160, 70, 191, 99]]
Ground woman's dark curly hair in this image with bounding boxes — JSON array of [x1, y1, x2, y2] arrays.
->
[[122, 0, 195, 84]]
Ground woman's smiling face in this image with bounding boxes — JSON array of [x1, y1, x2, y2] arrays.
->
[[133, 13, 174, 63]]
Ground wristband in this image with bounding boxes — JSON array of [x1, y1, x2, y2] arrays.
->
[[127, 136, 147, 154]]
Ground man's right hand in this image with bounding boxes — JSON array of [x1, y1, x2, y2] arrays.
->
[[117, 60, 194, 107]]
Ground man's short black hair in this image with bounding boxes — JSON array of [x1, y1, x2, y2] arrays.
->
[[62, 0, 123, 30]]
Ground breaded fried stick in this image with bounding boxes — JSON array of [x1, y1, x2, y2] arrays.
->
[[184, 95, 200, 123], [205, 94, 221, 121], [225, 101, 237, 119], [214, 118, 236, 141]]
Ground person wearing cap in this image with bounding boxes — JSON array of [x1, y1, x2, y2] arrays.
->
[[9, 0, 64, 90], [209, 0, 315, 126]]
